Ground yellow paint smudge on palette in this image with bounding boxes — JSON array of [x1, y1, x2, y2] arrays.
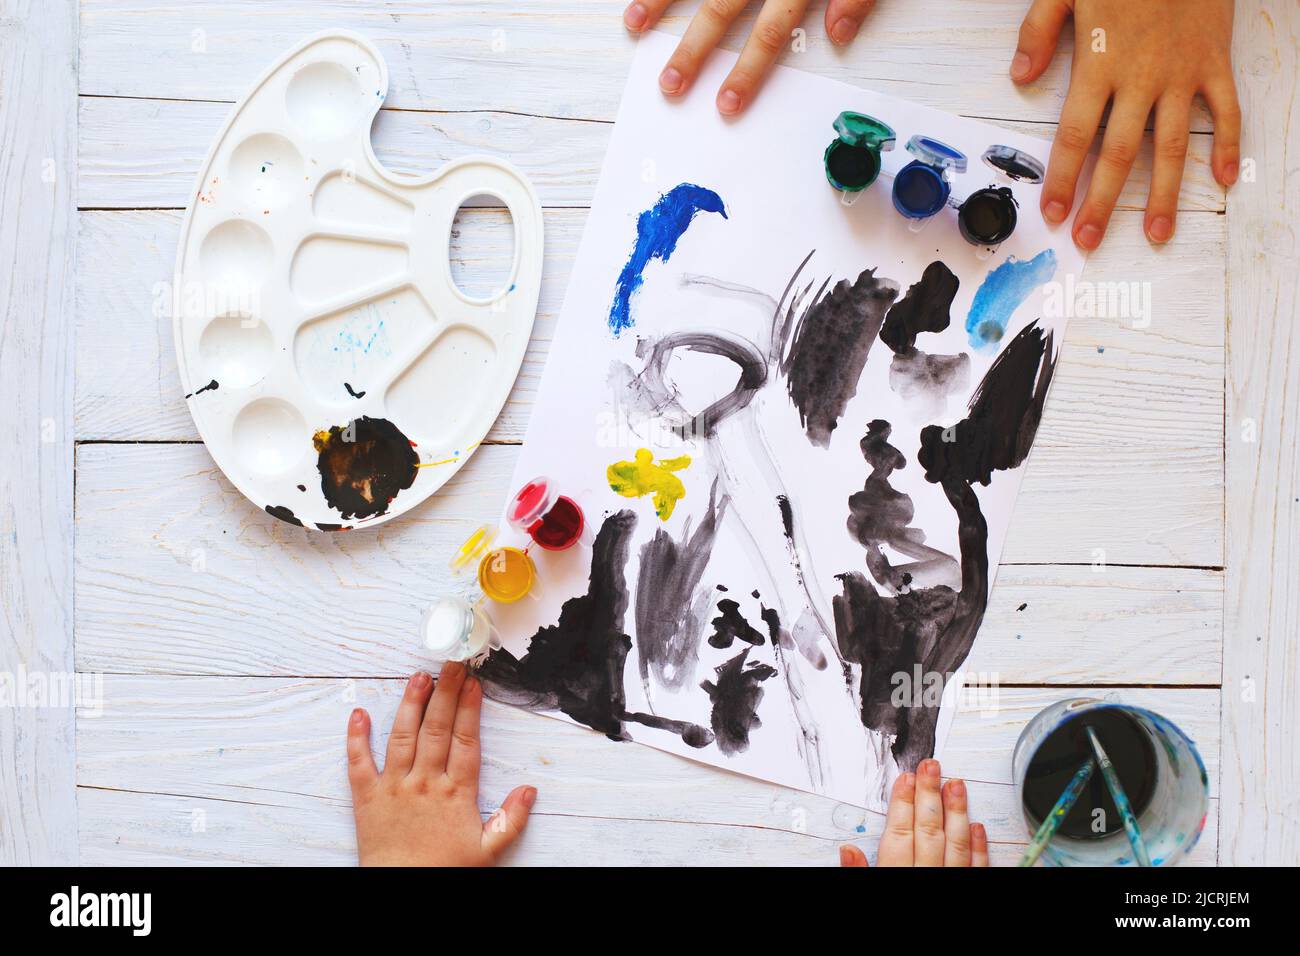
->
[[607, 448, 690, 520]]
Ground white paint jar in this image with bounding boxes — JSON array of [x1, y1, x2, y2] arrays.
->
[[421, 595, 497, 663]]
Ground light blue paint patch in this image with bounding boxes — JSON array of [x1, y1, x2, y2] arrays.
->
[[965, 249, 1057, 351], [608, 183, 727, 336], [326, 303, 394, 372]]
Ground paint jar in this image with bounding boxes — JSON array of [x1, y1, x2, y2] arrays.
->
[[507, 476, 589, 551], [1012, 697, 1209, 866], [449, 524, 537, 604], [957, 146, 1045, 252], [420, 594, 500, 663], [891, 135, 967, 228], [825, 112, 895, 204]]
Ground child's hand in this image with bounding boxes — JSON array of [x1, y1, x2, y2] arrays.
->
[[1011, 0, 1240, 249], [625, 1, 877, 115], [840, 759, 990, 866], [347, 663, 537, 866]]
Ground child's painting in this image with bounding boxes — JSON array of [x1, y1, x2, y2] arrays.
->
[[481, 31, 1089, 809]]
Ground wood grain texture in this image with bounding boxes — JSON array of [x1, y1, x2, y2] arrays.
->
[[74, 676, 1219, 865], [75, 205, 1225, 566], [73, 441, 1220, 682], [0, 0, 78, 865], [1221, 0, 1300, 866], [67, 0, 1253, 867], [77, 0, 1214, 130], [76, 95, 1224, 212], [74, 208, 1227, 455]]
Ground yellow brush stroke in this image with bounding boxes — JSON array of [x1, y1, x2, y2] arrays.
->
[[415, 441, 482, 468], [606, 448, 691, 521]]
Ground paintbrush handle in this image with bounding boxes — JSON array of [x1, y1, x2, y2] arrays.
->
[[1019, 755, 1096, 867], [1086, 726, 1153, 867]]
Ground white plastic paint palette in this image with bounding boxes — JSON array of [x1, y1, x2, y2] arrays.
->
[[174, 30, 543, 531]]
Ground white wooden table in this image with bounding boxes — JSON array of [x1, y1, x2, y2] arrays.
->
[[2, 0, 1297, 866]]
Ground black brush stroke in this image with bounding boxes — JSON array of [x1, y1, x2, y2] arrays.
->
[[635, 481, 727, 689], [701, 647, 778, 755], [835, 321, 1056, 769], [782, 268, 899, 447], [481, 510, 714, 748]]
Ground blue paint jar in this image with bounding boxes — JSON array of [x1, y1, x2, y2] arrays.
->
[[891, 135, 967, 220]]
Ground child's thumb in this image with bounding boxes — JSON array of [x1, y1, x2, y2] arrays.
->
[[481, 785, 537, 862], [1012, 0, 1073, 85]]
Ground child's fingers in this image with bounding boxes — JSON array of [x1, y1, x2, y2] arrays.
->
[[912, 758, 946, 867], [1072, 93, 1153, 250], [839, 844, 870, 867], [1012, 0, 1073, 84], [1041, 80, 1107, 226], [716, 0, 811, 115], [1145, 92, 1193, 243], [624, 0, 673, 34], [413, 660, 467, 778], [970, 823, 990, 867], [444, 675, 484, 788], [941, 778, 972, 866], [659, 0, 749, 98], [384, 671, 433, 777], [345, 707, 378, 795], [481, 785, 538, 862], [1201, 75, 1241, 187], [876, 771, 916, 866], [825, 0, 876, 46]]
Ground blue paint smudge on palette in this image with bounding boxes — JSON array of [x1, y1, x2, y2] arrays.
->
[[608, 183, 727, 336], [965, 249, 1057, 351]]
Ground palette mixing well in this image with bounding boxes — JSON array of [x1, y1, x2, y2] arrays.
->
[[173, 30, 544, 530]]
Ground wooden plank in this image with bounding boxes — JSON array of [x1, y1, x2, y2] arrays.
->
[[75, 787, 1219, 866], [0, 0, 78, 866], [73, 206, 1225, 566], [78, 0, 1214, 131], [1221, 0, 1300, 866], [73, 442, 1220, 680], [75, 676, 1219, 865], [75, 205, 1226, 455], [77, 95, 1224, 213]]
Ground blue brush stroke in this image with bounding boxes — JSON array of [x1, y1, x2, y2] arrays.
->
[[608, 183, 727, 336], [966, 249, 1057, 351]]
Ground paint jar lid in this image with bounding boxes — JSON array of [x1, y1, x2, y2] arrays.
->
[[507, 476, 558, 533], [450, 523, 497, 574], [421, 595, 478, 660], [905, 135, 968, 173], [833, 112, 896, 151], [982, 145, 1044, 183]]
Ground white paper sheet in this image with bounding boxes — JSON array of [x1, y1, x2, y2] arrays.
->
[[480, 31, 1090, 810]]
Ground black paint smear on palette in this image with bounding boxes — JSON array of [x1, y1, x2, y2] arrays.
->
[[264, 504, 302, 527], [480, 510, 714, 748], [835, 321, 1056, 769], [634, 482, 726, 690], [782, 268, 899, 447], [184, 379, 219, 399], [701, 647, 777, 755], [314, 416, 419, 520], [344, 382, 366, 399]]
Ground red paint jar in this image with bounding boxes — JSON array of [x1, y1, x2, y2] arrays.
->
[[507, 477, 586, 551]]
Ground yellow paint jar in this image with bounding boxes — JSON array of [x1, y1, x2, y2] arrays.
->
[[450, 524, 537, 604]]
